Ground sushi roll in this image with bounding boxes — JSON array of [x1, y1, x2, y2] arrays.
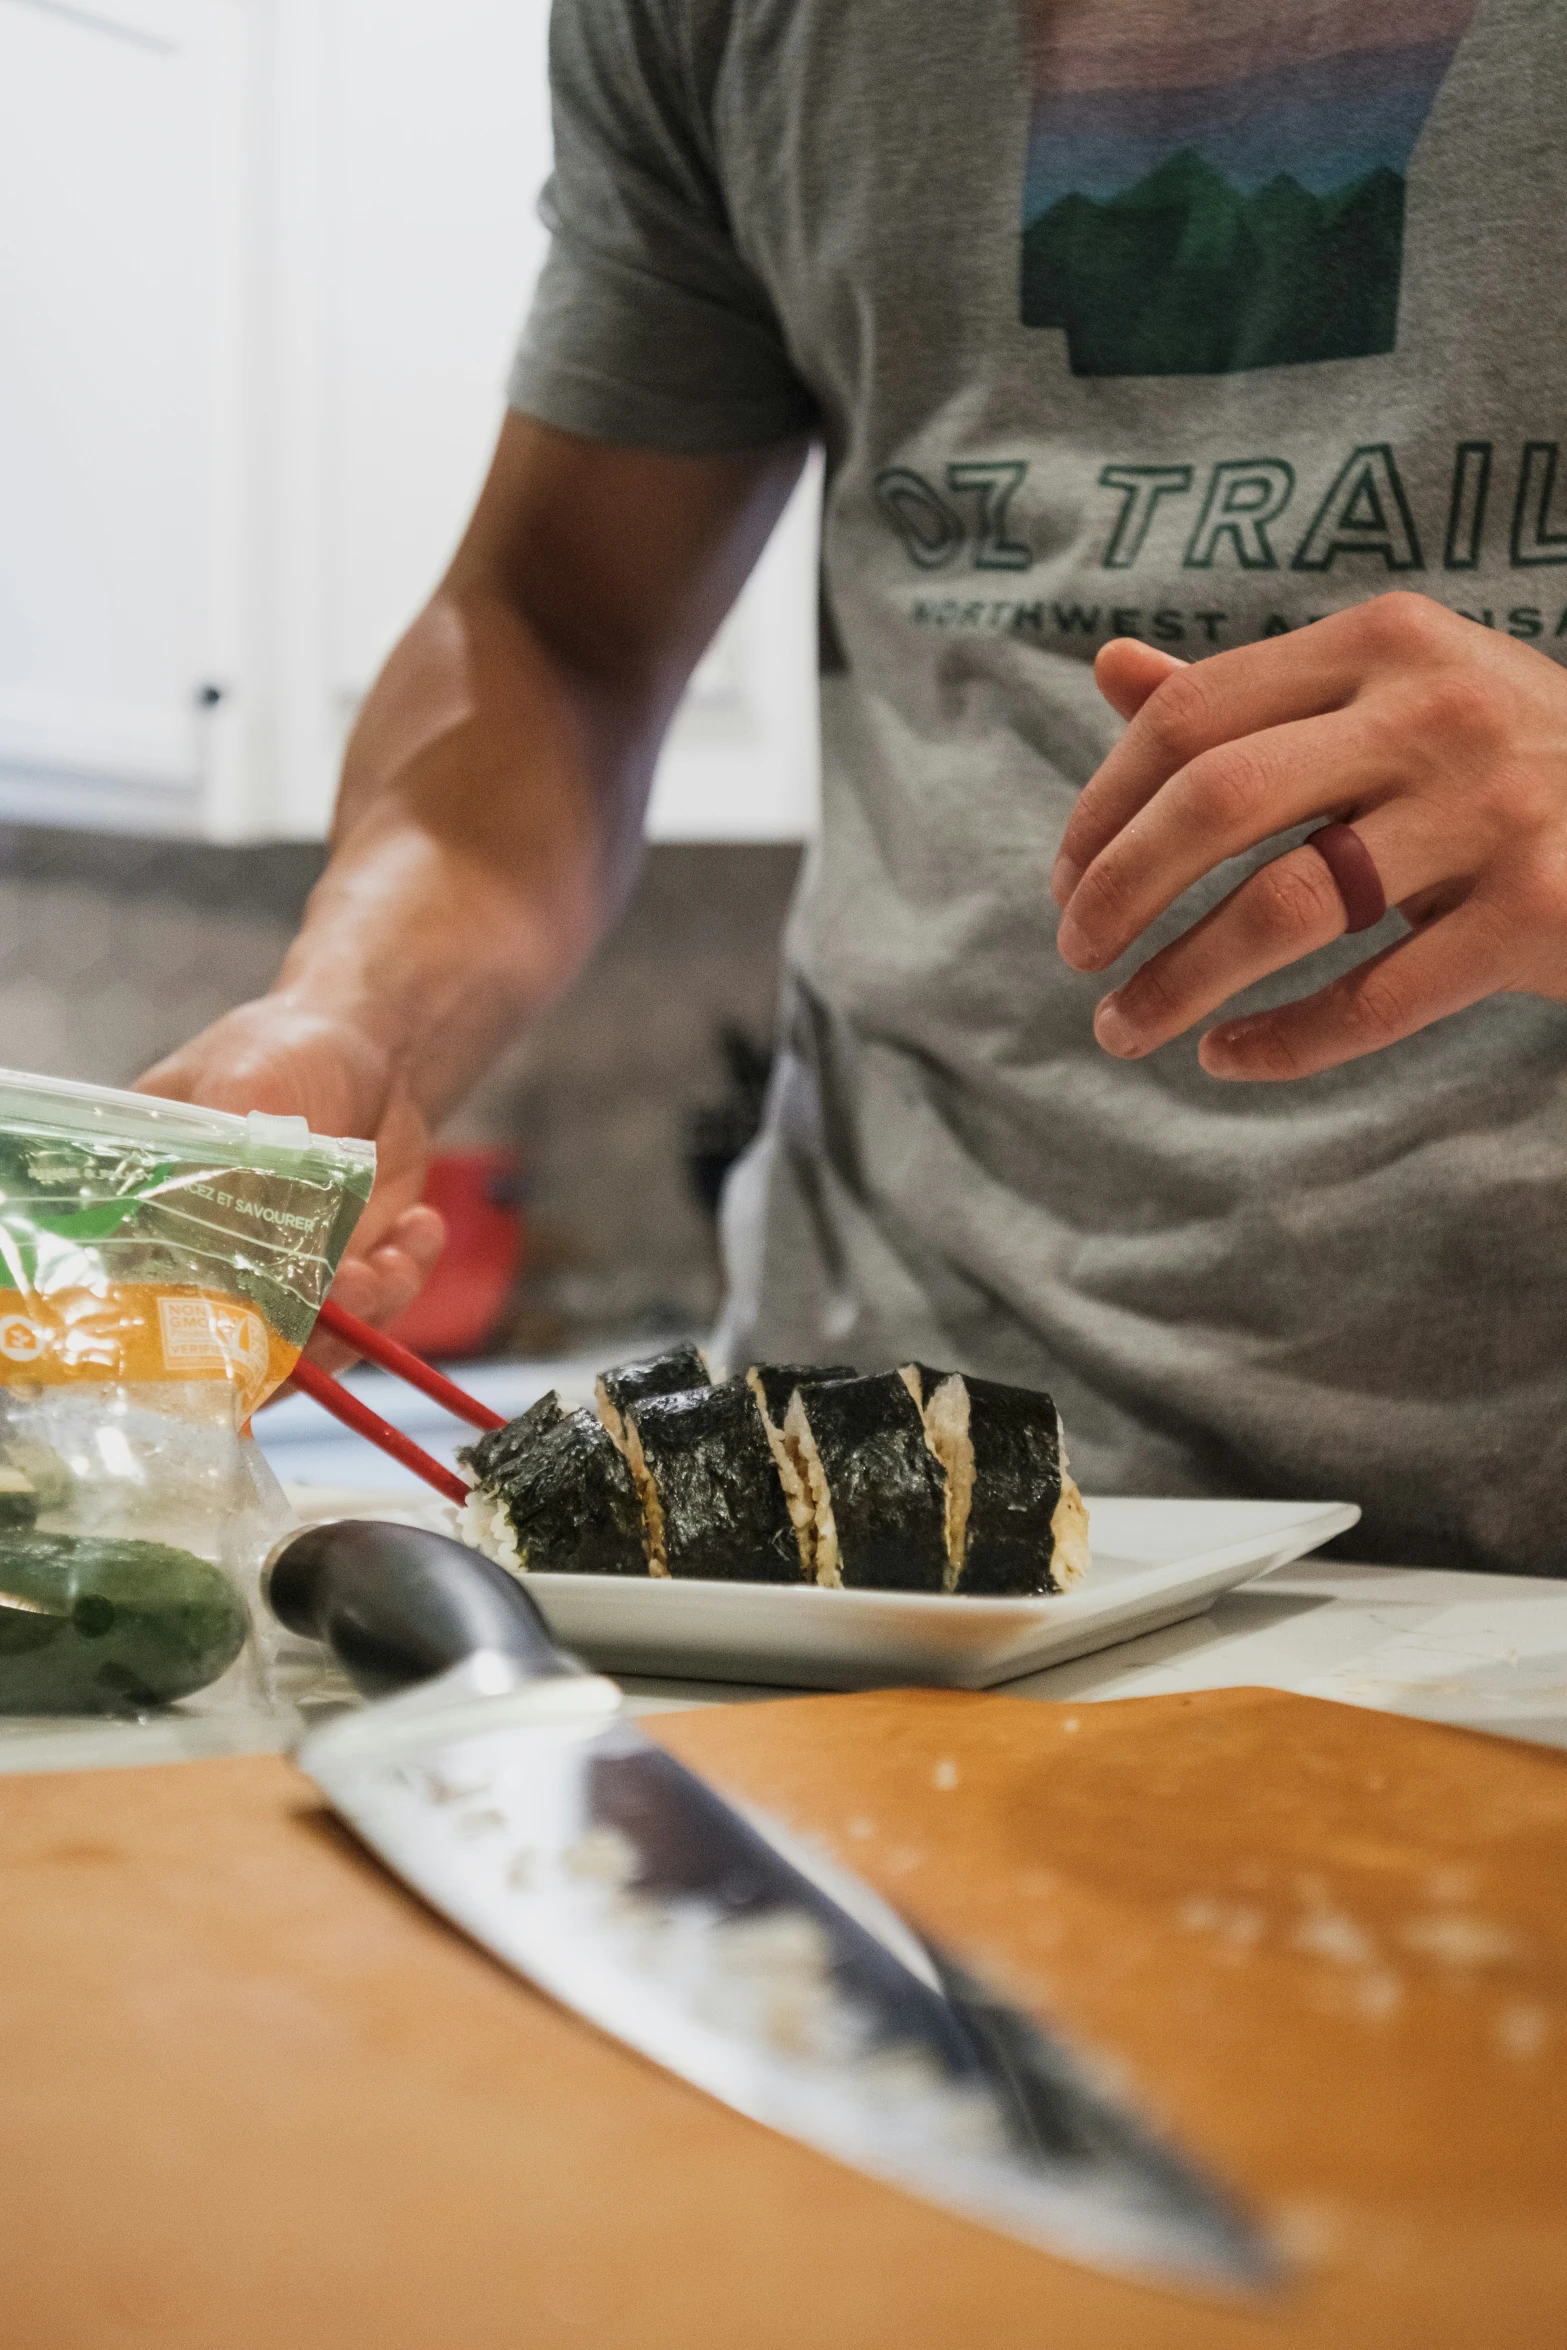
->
[[783, 1372, 948, 1592], [745, 1365, 856, 1579], [745, 1365, 857, 1426], [456, 1389, 570, 1563], [457, 1389, 568, 1492], [460, 1406, 647, 1578], [625, 1380, 802, 1583], [595, 1346, 712, 1577], [595, 1344, 711, 1448], [455, 1347, 1089, 1598], [901, 1365, 1089, 1596]]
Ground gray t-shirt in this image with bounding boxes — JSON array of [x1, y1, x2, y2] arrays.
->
[[511, 0, 1567, 1573]]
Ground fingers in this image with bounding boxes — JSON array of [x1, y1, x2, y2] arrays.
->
[[1197, 900, 1511, 1082], [1093, 842, 1349, 1058], [301, 1205, 448, 1372], [1057, 709, 1392, 974], [1052, 623, 1358, 907], [393, 1203, 448, 1282], [1090, 792, 1475, 1057], [1093, 638, 1185, 723]]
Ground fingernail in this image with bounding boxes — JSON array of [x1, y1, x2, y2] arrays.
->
[[1056, 917, 1104, 971], [1049, 854, 1081, 907], [1094, 994, 1141, 1057], [1199, 1022, 1246, 1077]]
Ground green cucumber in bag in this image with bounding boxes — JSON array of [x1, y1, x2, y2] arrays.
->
[[0, 1532, 249, 1713], [0, 1068, 375, 1721]]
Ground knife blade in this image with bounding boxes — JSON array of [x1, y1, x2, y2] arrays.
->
[[268, 1519, 1274, 2294]]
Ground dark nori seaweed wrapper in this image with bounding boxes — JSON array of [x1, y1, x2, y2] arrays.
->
[[598, 1345, 710, 1418], [747, 1364, 857, 1423], [960, 1375, 1065, 1596], [898, 1364, 953, 1407], [0, 1533, 249, 1714], [803, 1373, 947, 1593], [484, 1408, 647, 1576], [633, 1380, 802, 1583], [458, 1390, 568, 1489]]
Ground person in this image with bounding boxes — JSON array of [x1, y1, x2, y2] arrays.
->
[[142, 0, 1567, 1575]]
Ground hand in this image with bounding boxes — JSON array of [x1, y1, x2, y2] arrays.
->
[[1050, 593, 1567, 1080], [136, 1000, 445, 1370]]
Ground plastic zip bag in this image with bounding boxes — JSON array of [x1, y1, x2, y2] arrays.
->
[[0, 1068, 373, 1753]]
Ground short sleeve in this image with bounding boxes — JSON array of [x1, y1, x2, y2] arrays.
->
[[508, 0, 817, 454]]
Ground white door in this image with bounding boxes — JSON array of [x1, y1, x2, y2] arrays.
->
[[0, 0, 258, 834]]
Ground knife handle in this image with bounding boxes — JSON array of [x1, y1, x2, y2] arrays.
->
[[265, 1520, 580, 1700]]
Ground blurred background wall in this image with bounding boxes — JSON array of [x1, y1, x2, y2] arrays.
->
[[0, 825, 801, 1350], [0, 0, 821, 1359]]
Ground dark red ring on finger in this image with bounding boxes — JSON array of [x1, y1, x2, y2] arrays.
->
[[1306, 823, 1387, 935]]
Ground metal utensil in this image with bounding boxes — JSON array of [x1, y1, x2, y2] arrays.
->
[[268, 1519, 1274, 2294]]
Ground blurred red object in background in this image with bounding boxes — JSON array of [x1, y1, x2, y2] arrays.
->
[[385, 1147, 528, 1360]]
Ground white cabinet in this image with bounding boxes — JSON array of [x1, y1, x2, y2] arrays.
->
[[0, 0, 820, 844], [0, 0, 262, 833]]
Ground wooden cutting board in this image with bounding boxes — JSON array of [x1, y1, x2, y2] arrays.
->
[[1, 1686, 1564, 2350]]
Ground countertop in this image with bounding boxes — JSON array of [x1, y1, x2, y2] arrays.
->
[[625, 1554, 1567, 1749], [249, 1356, 1567, 1748], [4, 1494, 1563, 1776]]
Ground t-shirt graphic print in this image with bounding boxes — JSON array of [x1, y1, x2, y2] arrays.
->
[[1020, 0, 1478, 375]]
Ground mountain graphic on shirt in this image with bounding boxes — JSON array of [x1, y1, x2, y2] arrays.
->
[[1020, 0, 1477, 376]]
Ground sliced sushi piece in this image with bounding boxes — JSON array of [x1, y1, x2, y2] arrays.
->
[[628, 1380, 802, 1583], [784, 1372, 948, 1592], [594, 1345, 712, 1578], [459, 1407, 647, 1579], [901, 1365, 1089, 1596], [457, 1389, 568, 1493], [744, 1364, 856, 1579], [895, 1364, 970, 1588], [595, 1344, 711, 1449], [745, 1364, 858, 1425]]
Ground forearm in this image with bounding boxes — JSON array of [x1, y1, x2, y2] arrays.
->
[[272, 575, 661, 1128], [266, 413, 806, 1128], [132, 415, 806, 1336]]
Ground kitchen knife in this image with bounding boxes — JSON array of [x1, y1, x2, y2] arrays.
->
[[268, 1519, 1274, 2294]]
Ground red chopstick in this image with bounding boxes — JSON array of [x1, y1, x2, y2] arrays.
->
[[314, 1296, 507, 1431], [289, 1358, 471, 1508]]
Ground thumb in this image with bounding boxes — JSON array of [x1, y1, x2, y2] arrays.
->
[[1095, 637, 1186, 722]]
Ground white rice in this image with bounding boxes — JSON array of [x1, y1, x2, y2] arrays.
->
[[900, 1364, 974, 1593], [782, 1388, 842, 1589], [458, 1486, 525, 1577], [1051, 1420, 1091, 1590]]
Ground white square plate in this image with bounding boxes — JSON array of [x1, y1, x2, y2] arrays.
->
[[287, 1490, 1360, 1693]]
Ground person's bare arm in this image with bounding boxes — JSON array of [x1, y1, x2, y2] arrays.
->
[[139, 413, 808, 1344]]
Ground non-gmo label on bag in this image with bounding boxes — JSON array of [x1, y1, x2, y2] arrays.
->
[[157, 1297, 272, 1409], [0, 1284, 298, 1418]]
